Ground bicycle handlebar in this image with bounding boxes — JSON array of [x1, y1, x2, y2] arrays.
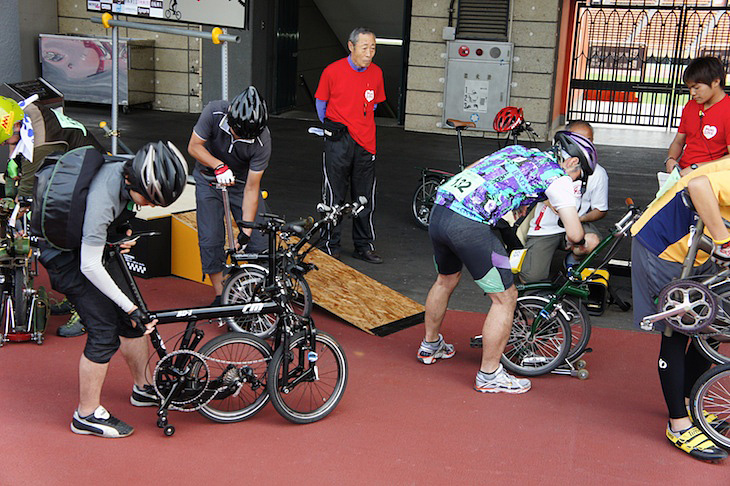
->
[[199, 171, 247, 187], [237, 197, 367, 236], [107, 231, 162, 248]]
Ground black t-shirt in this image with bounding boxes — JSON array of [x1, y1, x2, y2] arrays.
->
[[192, 100, 271, 179]]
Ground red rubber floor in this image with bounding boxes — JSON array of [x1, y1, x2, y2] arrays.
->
[[0, 273, 727, 485]]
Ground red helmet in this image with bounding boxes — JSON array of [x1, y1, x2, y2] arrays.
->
[[493, 106, 524, 132]]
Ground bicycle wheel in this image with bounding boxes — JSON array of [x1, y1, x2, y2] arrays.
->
[[689, 363, 730, 450], [222, 265, 313, 338], [197, 332, 272, 423], [13, 266, 30, 332], [267, 330, 348, 424], [411, 176, 442, 229], [501, 296, 572, 376], [529, 292, 591, 362], [693, 286, 730, 365]]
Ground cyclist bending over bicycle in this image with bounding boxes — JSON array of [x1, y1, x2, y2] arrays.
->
[[36, 142, 188, 439], [417, 131, 594, 394], [631, 161, 730, 462]]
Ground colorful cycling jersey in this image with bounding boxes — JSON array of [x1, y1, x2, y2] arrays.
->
[[434, 145, 567, 225]]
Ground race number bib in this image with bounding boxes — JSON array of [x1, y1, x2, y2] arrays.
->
[[440, 170, 483, 202]]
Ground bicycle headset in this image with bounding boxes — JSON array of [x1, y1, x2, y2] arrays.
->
[[492, 106, 524, 133], [125, 141, 188, 207], [0, 96, 25, 145], [228, 86, 268, 140]]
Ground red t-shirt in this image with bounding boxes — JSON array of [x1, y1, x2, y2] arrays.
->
[[678, 95, 730, 167], [315, 58, 385, 154]]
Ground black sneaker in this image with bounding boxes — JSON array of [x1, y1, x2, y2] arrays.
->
[[56, 311, 85, 337], [71, 406, 134, 438], [131, 384, 160, 407], [210, 295, 222, 306], [50, 298, 73, 315]]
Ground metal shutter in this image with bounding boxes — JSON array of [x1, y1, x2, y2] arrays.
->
[[456, 0, 510, 41]]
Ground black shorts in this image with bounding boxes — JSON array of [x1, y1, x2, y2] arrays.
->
[[429, 204, 514, 293], [44, 251, 144, 364]]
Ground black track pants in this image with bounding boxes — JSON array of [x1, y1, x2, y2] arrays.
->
[[320, 132, 377, 254]]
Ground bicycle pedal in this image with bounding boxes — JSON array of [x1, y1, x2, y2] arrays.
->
[[521, 356, 551, 365], [469, 336, 483, 348]]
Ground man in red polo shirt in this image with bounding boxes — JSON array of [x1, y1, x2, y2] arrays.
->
[[315, 27, 386, 263]]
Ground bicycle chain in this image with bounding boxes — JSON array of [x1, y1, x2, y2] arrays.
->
[[153, 349, 270, 412]]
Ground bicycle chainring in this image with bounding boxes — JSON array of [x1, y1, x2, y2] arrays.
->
[[153, 350, 210, 411], [658, 280, 717, 334]]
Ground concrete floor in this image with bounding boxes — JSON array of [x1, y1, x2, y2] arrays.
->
[[66, 103, 669, 331]]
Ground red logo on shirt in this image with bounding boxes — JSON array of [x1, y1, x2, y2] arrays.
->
[[703, 125, 718, 139]]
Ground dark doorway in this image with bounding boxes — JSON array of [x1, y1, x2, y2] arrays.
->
[[273, 0, 299, 113]]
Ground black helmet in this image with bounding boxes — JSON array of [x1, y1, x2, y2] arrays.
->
[[126, 141, 188, 207], [553, 130, 597, 176], [228, 86, 268, 139]]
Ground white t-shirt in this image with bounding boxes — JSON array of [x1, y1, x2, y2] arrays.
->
[[527, 164, 609, 236]]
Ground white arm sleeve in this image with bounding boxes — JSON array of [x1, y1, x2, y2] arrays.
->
[[80, 243, 136, 313]]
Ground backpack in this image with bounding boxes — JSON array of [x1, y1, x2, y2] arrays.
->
[[31, 146, 106, 251]]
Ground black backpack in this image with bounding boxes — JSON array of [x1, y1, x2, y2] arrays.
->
[[31, 146, 107, 251]]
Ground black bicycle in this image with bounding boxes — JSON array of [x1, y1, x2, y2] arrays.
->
[[205, 176, 313, 339], [411, 110, 536, 229], [112, 201, 362, 435]]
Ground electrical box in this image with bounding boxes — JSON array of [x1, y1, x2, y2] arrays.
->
[[443, 41, 512, 131]]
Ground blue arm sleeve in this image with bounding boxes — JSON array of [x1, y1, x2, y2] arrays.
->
[[316, 99, 327, 123]]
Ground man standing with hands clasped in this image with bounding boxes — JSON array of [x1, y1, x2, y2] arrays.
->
[[315, 27, 385, 263]]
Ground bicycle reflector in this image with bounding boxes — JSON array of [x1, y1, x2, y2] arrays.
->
[[493, 106, 524, 133]]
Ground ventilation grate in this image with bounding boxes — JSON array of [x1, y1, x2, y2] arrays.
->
[[456, 0, 510, 41]]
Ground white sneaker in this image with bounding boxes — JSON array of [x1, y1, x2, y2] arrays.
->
[[475, 364, 531, 394], [417, 334, 455, 364]]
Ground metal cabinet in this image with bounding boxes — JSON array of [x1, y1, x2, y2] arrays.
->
[[443, 41, 513, 131]]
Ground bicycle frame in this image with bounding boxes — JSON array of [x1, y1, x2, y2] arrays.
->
[[517, 203, 643, 336]]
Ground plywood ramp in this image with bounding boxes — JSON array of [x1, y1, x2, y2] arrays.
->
[[296, 242, 425, 336], [168, 209, 424, 335]]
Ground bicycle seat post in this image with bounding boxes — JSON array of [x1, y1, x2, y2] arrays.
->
[[456, 127, 466, 172], [220, 184, 237, 254]]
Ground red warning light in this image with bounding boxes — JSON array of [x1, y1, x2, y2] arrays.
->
[[458, 45, 470, 57], [475, 48, 483, 56]]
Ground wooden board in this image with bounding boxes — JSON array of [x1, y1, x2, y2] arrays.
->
[[294, 240, 425, 336], [169, 210, 424, 335]]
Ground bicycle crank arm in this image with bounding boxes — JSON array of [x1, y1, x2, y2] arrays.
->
[[640, 303, 693, 331]]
